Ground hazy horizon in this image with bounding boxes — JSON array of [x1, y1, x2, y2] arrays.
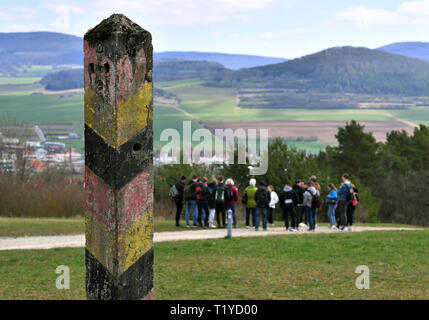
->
[[2, 1, 429, 59]]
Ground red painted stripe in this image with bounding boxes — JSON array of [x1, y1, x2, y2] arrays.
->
[[85, 167, 153, 232]]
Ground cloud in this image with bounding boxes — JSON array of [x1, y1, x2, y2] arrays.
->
[[231, 28, 307, 39], [398, 0, 429, 16], [89, 0, 280, 26], [334, 6, 399, 29], [334, 1, 429, 29]]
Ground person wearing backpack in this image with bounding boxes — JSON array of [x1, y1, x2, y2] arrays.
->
[[326, 183, 338, 229], [215, 176, 227, 228], [303, 181, 320, 231], [244, 178, 257, 229], [338, 173, 352, 231], [184, 175, 199, 227], [171, 175, 186, 227], [225, 178, 239, 228], [196, 177, 210, 228], [346, 184, 359, 231], [279, 181, 299, 231], [254, 181, 271, 231], [207, 178, 217, 228], [268, 185, 279, 227]]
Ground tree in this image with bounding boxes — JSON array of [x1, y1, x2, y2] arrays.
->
[[331, 120, 383, 183]]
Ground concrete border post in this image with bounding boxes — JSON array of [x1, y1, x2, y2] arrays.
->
[[84, 14, 154, 300]]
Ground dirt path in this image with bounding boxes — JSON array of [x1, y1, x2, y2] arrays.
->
[[384, 111, 419, 129], [0, 226, 422, 251]]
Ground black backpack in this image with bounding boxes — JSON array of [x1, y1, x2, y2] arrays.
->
[[311, 192, 322, 209], [284, 191, 294, 209], [215, 184, 226, 204], [224, 186, 234, 202], [257, 187, 270, 207]]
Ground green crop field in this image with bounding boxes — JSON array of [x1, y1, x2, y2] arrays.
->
[[0, 77, 42, 85], [0, 230, 428, 299], [1, 78, 429, 153], [161, 81, 400, 122]]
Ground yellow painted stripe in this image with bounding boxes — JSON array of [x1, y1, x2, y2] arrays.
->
[[117, 83, 153, 147], [118, 209, 153, 274], [86, 209, 153, 276], [84, 82, 153, 149]]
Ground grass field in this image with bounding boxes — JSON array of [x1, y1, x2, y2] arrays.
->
[[0, 230, 428, 299], [0, 78, 42, 85]]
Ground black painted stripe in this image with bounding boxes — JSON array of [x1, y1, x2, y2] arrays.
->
[[86, 248, 154, 300], [85, 124, 153, 190]]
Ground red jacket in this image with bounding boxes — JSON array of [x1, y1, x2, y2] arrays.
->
[[226, 184, 238, 205]]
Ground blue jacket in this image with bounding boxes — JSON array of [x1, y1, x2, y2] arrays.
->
[[327, 190, 338, 199], [338, 183, 351, 201]]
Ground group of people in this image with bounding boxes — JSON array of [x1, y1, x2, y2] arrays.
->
[[170, 173, 359, 232]]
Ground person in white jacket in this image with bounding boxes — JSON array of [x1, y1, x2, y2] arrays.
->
[[267, 185, 279, 226]]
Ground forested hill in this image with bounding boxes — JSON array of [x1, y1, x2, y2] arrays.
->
[[40, 59, 229, 90], [0, 32, 83, 66], [155, 51, 286, 69], [153, 59, 227, 82], [378, 42, 429, 62], [207, 46, 429, 95]]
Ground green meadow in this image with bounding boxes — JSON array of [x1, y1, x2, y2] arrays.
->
[[0, 230, 428, 299]]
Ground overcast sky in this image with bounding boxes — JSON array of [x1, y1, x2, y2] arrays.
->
[[2, 0, 429, 59]]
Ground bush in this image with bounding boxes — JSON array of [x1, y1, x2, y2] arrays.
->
[[0, 169, 83, 218]]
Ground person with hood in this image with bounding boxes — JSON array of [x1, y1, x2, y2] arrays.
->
[[254, 181, 271, 231], [243, 178, 258, 228], [338, 173, 352, 231], [279, 181, 299, 231], [326, 183, 338, 229], [196, 177, 210, 228], [215, 176, 227, 228], [303, 181, 320, 231], [293, 180, 306, 225], [172, 175, 186, 227], [267, 185, 279, 226], [225, 178, 239, 228], [346, 184, 359, 231], [184, 175, 199, 227], [207, 178, 217, 228]]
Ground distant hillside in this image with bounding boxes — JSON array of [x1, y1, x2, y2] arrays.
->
[[208, 46, 429, 95], [0, 32, 83, 76], [40, 59, 228, 90], [155, 51, 286, 69], [154, 59, 228, 82], [378, 42, 429, 62], [0, 32, 287, 77], [40, 68, 83, 91]]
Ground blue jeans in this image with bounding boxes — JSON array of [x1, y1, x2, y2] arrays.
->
[[225, 203, 237, 226], [255, 207, 268, 230], [198, 202, 209, 226], [246, 207, 256, 226], [185, 200, 198, 226], [306, 206, 317, 230], [327, 203, 337, 226]]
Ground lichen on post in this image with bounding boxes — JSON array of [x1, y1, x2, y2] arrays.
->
[[84, 14, 154, 300]]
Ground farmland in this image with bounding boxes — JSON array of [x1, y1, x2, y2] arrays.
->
[[1, 77, 429, 153]]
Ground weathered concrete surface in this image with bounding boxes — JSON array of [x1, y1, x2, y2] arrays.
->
[[84, 14, 153, 300]]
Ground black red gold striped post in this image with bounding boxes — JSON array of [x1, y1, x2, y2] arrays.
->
[[84, 14, 154, 300]]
